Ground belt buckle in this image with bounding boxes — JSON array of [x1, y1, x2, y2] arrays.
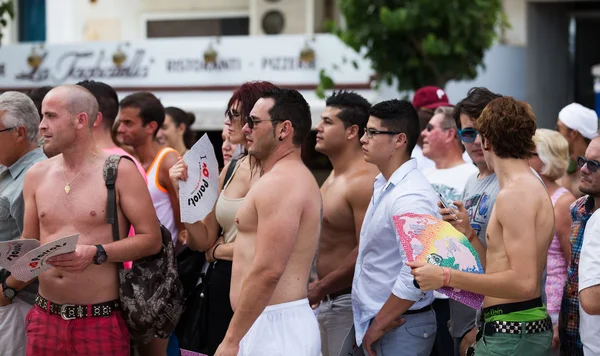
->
[[60, 304, 76, 320]]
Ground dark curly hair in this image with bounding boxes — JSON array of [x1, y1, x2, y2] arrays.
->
[[474, 97, 536, 159]]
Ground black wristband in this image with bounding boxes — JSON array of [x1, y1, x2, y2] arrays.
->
[[212, 244, 222, 261]]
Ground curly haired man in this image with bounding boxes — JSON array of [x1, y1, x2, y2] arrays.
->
[[409, 97, 555, 355]]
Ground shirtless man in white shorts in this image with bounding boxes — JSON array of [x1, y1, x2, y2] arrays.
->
[[214, 88, 322, 356]]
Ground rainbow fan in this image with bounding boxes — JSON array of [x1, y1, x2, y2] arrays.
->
[[393, 213, 484, 309]]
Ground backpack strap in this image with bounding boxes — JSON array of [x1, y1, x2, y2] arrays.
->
[[103, 155, 135, 243]]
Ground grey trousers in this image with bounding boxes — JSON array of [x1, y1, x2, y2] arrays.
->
[[0, 297, 31, 356], [317, 294, 354, 356], [363, 309, 437, 356]]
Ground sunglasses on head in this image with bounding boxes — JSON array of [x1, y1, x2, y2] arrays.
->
[[226, 109, 241, 121], [458, 128, 479, 143], [577, 156, 600, 173]]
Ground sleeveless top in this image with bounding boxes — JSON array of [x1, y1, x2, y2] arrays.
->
[[546, 186, 569, 316], [147, 147, 179, 244], [215, 160, 245, 244]]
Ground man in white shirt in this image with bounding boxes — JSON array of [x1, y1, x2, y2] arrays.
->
[[354, 99, 440, 356], [420, 105, 477, 354], [411, 86, 471, 170], [577, 136, 600, 356]]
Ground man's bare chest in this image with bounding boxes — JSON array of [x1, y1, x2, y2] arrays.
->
[[321, 181, 353, 230], [36, 172, 109, 231]]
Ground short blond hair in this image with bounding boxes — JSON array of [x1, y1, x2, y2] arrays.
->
[[533, 128, 569, 181]]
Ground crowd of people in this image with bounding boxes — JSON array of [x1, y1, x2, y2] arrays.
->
[[0, 79, 599, 356]]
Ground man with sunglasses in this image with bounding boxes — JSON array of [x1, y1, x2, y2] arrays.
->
[[0, 92, 47, 356], [436, 87, 502, 356], [309, 91, 378, 356], [352, 99, 440, 356], [420, 105, 478, 355], [410, 97, 555, 356], [215, 88, 322, 356], [411, 86, 471, 171], [560, 137, 600, 356], [556, 103, 598, 198]]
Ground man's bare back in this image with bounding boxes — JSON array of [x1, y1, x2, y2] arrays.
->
[[230, 158, 321, 310], [30, 154, 130, 304], [317, 162, 376, 280], [483, 170, 555, 307]]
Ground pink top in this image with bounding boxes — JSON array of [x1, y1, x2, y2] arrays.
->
[[103, 147, 147, 269], [545, 187, 569, 316]]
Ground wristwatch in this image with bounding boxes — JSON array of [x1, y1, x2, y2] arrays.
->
[[93, 245, 108, 265], [2, 276, 16, 301]]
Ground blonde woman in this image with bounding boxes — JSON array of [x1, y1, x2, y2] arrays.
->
[[529, 128, 576, 352]]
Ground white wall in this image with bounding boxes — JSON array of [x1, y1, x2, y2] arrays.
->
[[45, 0, 253, 43], [503, 0, 527, 46]]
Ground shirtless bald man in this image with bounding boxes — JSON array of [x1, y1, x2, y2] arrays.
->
[[308, 91, 377, 356], [410, 97, 555, 355], [214, 88, 322, 356], [22, 85, 162, 356]]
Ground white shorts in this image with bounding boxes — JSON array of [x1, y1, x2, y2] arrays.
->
[[238, 298, 320, 356]]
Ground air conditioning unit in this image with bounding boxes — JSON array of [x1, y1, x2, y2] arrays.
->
[[250, 0, 325, 36]]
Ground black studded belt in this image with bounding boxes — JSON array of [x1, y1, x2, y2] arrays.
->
[[34, 294, 120, 320]]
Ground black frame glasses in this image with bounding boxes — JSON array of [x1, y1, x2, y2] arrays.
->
[[577, 156, 600, 173], [458, 128, 479, 143], [0, 127, 15, 134], [226, 109, 241, 121], [245, 116, 275, 129], [364, 127, 402, 139]]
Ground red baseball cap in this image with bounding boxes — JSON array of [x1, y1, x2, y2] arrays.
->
[[412, 86, 452, 110]]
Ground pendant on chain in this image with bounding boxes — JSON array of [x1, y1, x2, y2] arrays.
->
[[64, 184, 71, 194]]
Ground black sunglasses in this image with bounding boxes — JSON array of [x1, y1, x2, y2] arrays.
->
[[458, 128, 479, 143], [245, 116, 275, 129], [577, 156, 600, 173], [0, 127, 15, 134]]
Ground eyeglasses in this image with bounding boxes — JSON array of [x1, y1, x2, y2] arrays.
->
[[364, 127, 402, 139], [458, 128, 479, 143], [0, 127, 15, 134], [245, 116, 275, 129], [226, 109, 241, 121], [577, 156, 600, 173]]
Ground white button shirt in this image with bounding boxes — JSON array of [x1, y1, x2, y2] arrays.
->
[[352, 158, 440, 345]]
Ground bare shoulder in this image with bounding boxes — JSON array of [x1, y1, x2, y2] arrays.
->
[[24, 155, 58, 182], [346, 162, 377, 199], [555, 190, 577, 212], [347, 162, 378, 189], [256, 161, 318, 201], [161, 150, 181, 169], [116, 156, 142, 178]]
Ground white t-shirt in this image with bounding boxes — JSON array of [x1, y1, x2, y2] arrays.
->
[[423, 162, 479, 203], [412, 145, 473, 171], [578, 210, 600, 356], [423, 162, 478, 298]]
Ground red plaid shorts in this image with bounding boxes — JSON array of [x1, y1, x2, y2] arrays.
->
[[26, 304, 130, 356]]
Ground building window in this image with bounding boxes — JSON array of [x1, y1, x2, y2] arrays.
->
[[18, 0, 46, 42], [146, 17, 249, 38]]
